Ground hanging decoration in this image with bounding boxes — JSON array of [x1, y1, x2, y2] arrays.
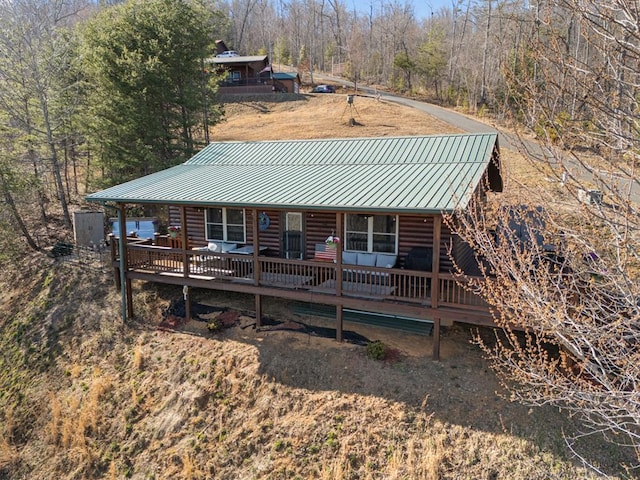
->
[[325, 234, 340, 248], [259, 212, 270, 231]]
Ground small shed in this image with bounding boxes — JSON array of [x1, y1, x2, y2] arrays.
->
[[272, 72, 301, 93], [73, 211, 104, 247]]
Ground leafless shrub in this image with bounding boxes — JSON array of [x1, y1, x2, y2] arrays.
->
[[448, 0, 640, 467]]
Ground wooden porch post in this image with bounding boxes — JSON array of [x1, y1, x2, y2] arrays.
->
[[180, 206, 191, 321], [125, 278, 134, 320], [252, 209, 261, 286], [255, 294, 262, 328], [117, 204, 133, 320], [431, 214, 442, 308], [335, 212, 343, 341], [180, 206, 189, 275], [431, 215, 442, 360], [432, 318, 441, 360], [108, 234, 120, 290], [252, 209, 262, 327]]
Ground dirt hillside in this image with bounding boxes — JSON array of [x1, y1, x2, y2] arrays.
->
[[0, 95, 633, 479]]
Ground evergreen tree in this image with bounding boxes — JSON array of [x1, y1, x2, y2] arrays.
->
[[80, 0, 223, 185]]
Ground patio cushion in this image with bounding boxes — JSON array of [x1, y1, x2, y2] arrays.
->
[[342, 251, 358, 265], [208, 241, 237, 253], [357, 253, 377, 267], [375, 254, 397, 268], [221, 242, 237, 253]]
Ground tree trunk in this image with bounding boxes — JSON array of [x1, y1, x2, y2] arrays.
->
[[23, 98, 48, 224], [40, 95, 71, 228], [0, 172, 40, 252]]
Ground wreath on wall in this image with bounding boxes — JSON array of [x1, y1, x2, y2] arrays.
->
[[259, 212, 270, 231]]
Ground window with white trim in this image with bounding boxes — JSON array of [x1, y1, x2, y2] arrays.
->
[[345, 214, 397, 253], [205, 208, 246, 243]]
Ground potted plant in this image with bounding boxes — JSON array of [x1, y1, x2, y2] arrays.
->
[[168, 226, 181, 238], [325, 235, 340, 249]]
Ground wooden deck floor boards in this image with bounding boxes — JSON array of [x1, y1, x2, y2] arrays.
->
[[311, 279, 396, 298]]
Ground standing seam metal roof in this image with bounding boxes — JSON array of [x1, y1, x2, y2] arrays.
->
[[86, 133, 499, 214]]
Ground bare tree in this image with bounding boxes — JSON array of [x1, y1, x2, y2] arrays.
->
[[229, 0, 260, 52], [0, 127, 40, 251], [450, 0, 640, 468], [0, 0, 88, 230]]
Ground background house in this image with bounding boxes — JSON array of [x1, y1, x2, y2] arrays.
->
[[210, 40, 302, 95], [210, 54, 272, 94]]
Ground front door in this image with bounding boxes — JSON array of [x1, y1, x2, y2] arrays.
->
[[284, 212, 303, 259]]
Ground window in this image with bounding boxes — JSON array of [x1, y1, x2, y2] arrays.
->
[[205, 208, 245, 243], [286, 212, 302, 232], [345, 214, 397, 253]]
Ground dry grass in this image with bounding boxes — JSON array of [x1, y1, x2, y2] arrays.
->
[[133, 344, 145, 371], [1, 280, 632, 478], [0, 437, 17, 472], [47, 392, 62, 444], [211, 94, 462, 141], [0, 404, 17, 471], [181, 453, 198, 479]]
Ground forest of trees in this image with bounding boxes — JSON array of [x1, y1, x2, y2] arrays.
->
[[222, 0, 579, 113]]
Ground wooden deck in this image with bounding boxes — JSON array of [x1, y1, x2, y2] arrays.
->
[[115, 242, 493, 327]]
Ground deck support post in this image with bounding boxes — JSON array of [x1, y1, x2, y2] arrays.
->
[[180, 206, 189, 277], [252, 209, 262, 327], [431, 215, 442, 309], [109, 233, 121, 290], [432, 317, 441, 360], [125, 276, 134, 319], [184, 285, 191, 321], [252, 209, 261, 286], [179, 206, 192, 322], [335, 212, 343, 295], [118, 204, 134, 320], [335, 212, 343, 341], [431, 216, 442, 360], [255, 294, 262, 327], [336, 305, 343, 342]]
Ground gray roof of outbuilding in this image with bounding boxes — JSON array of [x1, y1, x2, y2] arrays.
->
[[86, 133, 500, 214]]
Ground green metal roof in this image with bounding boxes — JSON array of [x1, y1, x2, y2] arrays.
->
[[272, 73, 298, 80], [86, 133, 500, 214]]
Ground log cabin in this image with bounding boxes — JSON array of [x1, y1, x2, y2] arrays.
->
[[86, 133, 503, 358]]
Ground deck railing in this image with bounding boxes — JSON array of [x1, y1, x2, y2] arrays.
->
[[116, 242, 488, 311], [438, 274, 489, 309], [128, 245, 182, 272]]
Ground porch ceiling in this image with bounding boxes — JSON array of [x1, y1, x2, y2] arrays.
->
[[86, 133, 500, 214]]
